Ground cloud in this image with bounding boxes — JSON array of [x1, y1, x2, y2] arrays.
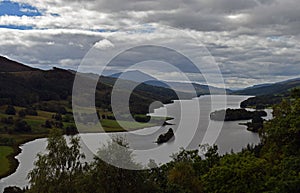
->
[[0, 0, 299, 88], [94, 39, 114, 50]]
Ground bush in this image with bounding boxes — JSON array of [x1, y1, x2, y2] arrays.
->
[[63, 114, 74, 122], [53, 113, 62, 121], [0, 137, 15, 146], [107, 115, 116, 120], [65, 125, 78, 135], [25, 107, 38, 116], [5, 105, 16, 115], [43, 120, 53, 128], [14, 119, 31, 133], [1, 117, 14, 125], [18, 110, 26, 118]]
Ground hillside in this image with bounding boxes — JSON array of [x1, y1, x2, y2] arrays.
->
[[235, 78, 300, 108], [233, 78, 300, 96], [109, 70, 232, 95], [0, 56, 187, 115], [0, 56, 39, 72]]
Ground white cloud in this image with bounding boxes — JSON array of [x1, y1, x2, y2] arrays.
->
[[0, 0, 299, 88], [94, 39, 114, 50]]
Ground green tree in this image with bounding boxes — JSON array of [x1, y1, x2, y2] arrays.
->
[[202, 152, 267, 193], [5, 105, 16, 115], [18, 110, 26, 118], [27, 129, 86, 193], [87, 137, 153, 193], [43, 120, 53, 128], [14, 119, 31, 133], [167, 162, 203, 193], [260, 98, 300, 192]]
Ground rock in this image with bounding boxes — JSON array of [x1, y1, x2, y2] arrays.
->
[[3, 186, 24, 193], [156, 128, 174, 144]]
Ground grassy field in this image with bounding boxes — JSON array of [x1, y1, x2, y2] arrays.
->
[[0, 146, 14, 178], [0, 104, 170, 179]]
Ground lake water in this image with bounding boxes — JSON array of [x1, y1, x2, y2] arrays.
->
[[0, 95, 272, 191]]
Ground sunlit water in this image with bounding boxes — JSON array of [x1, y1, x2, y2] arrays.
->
[[0, 95, 272, 191]]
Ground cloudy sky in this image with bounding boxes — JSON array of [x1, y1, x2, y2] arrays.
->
[[0, 0, 300, 89]]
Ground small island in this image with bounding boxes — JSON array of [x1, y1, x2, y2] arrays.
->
[[210, 108, 267, 132], [156, 128, 175, 144], [240, 115, 264, 132], [210, 108, 267, 121]]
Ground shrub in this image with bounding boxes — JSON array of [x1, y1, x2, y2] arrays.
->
[[5, 105, 16, 115]]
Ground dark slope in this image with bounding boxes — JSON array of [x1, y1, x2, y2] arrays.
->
[[235, 78, 300, 108], [0, 56, 186, 114], [0, 56, 39, 72], [233, 78, 300, 96], [109, 70, 232, 95]]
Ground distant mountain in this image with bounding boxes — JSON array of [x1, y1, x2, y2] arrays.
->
[[249, 83, 273, 89], [233, 78, 300, 96], [109, 70, 231, 95], [110, 70, 158, 83], [0, 56, 39, 72]]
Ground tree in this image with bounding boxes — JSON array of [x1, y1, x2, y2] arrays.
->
[[14, 119, 31, 133], [43, 120, 52, 128], [18, 110, 26, 118], [87, 137, 151, 193], [24, 108, 38, 116], [260, 98, 300, 192], [27, 129, 87, 193], [202, 152, 267, 193], [5, 105, 16, 115], [53, 113, 62, 121], [291, 88, 300, 99], [167, 162, 203, 193], [65, 125, 78, 135]]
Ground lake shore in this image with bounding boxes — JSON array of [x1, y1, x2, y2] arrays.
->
[[0, 117, 172, 179], [0, 134, 47, 179]]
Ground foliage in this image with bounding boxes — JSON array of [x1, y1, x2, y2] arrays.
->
[[85, 137, 154, 193], [5, 105, 16, 115], [14, 119, 31, 133], [18, 110, 26, 118], [202, 152, 267, 193], [27, 129, 87, 193], [24, 108, 38, 116]]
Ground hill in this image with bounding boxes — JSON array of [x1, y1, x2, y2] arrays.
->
[[109, 70, 232, 95], [0, 56, 189, 115], [0, 56, 39, 72], [235, 78, 300, 108], [233, 78, 300, 96]]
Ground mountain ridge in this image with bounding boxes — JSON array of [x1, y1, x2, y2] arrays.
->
[[233, 78, 300, 96], [0, 56, 40, 72], [109, 70, 232, 95]]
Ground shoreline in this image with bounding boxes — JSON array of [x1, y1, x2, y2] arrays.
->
[[0, 95, 250, 180], [0, 120, 172, 180], [0, 134, 47, 180]]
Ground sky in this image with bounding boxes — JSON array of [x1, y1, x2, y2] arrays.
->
[[0, 0, 299, 89]]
